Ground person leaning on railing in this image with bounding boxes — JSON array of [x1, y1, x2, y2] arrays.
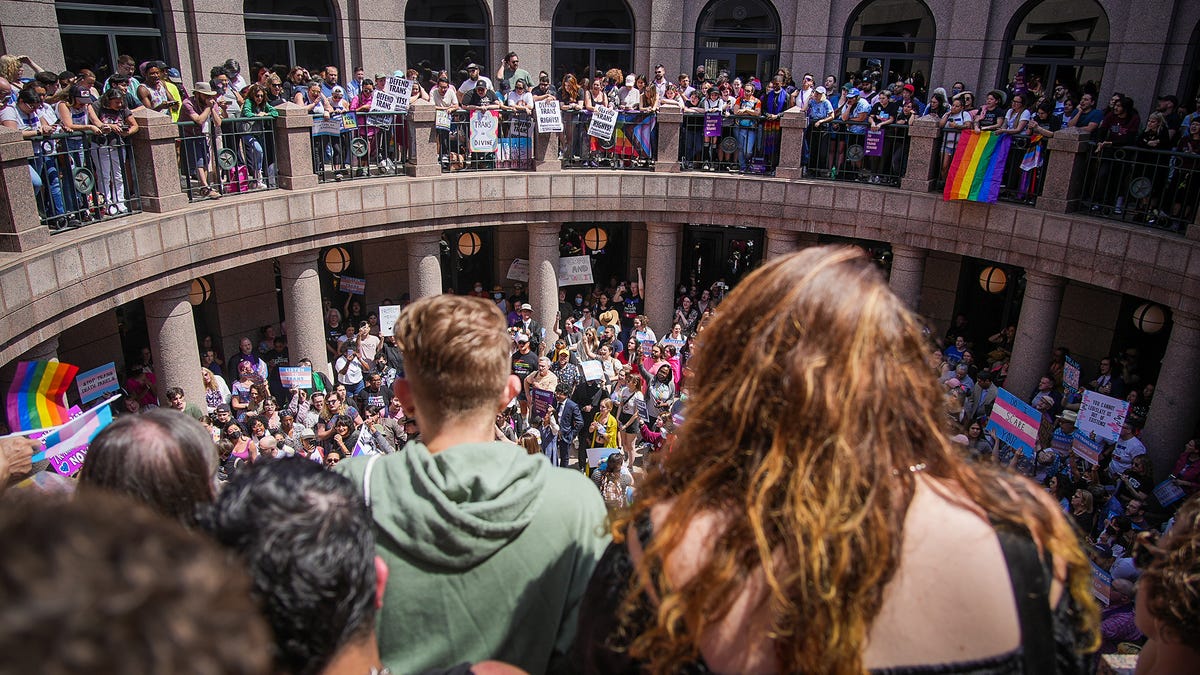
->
[[1091, 95, 1142, 214], [731, 81, 762, 173], [240, 84, 277, 189], [93, 88, 139, 216], [180, 81, 223, 199], [1, 87, 70, 227]]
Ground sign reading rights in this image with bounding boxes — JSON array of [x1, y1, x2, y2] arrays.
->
[[588, 106, 617, 141], [985, 388, 1040, 459], [535, 100, 562, 132]]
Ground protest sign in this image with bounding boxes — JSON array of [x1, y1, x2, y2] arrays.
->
[[864, 129, 885, 157], [558, 255, 594, 286], [52, 446, 88, 477], [535, 100, 563, 132], [383, 77, 413, 112], [985, 388, 1040, 459], [470, 110, 499, 152], [378, 305, 402, 338], [1063, 355, 1081, 395], [311, 116, 345, 137], [435, 109, 451, 130], [586, 446, 619, 468], [370, 91, 399, 113], [1072, 431, 1103, 466], [581, 360, 604, 382], [340, 276, 366, 295], [507, 258, 530, 282], [1091, 561, 1112, 605], [1153, 478, 1187, 508], [1078, 389, 1129, 443], [588, 105, 617, 141], [278, 366, 313, 390], [76, 362, 119, 403], [636, 398, 650, 425], [703, 112, 722, 137], [531, 388, 555, 421]]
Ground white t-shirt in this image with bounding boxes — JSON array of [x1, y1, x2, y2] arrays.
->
[[335, 354, 364, 386], [1004, 108, 1031, 134], [1109, 435, 1146, 476], [356, 334, 381, 363], [431, 87, 458, 108], [504, 90, 533, 108], [458, 76, 493, 93]]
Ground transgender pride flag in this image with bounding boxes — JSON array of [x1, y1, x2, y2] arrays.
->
[[985, 388, 1041, 459]]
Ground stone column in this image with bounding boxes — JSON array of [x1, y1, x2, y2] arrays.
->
[[273, 103, 318, 190], [405, 101, 441, 178], [144, 283, 204, 410], [1004, 271, 1065, 399], [408, 231, 442, 299], [1039, 127, 1095, 213], [644, 222, 681, 336], [534, 119, 561, 172], [654, 107, 682, 173], [900, 115, 939, 193], [774, 107, 808, 180], [765, 228, 800, 260], [889, 245, 928, 311], [130, 109, 189, 213], [1141, 311, 1200, 482], [528, 222, 561, 353], [279, 251, 332, 380], [0, 126, 49, 252]]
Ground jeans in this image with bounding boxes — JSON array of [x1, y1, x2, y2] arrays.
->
[[242, 135, 264, 177], [31, 155, 67, 218], [736, 126, 757, 170]]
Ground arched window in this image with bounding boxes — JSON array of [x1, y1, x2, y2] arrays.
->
[[552, 0, 634, 83], [1180, 20, 1200, 105], [405, 0, 489, 87], [244, 0, 337, 73], [694, 0, 780, 83], [56, 0, 165, 76], [1000, 0, 1108, 97], [842, 0, 935, 95]]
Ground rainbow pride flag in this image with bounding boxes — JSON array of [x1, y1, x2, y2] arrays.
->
[[6, 360, 79, 432], [943, 130, 1012, 203]]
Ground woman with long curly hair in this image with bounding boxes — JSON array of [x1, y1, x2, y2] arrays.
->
[[573, 246, 1099, 673]]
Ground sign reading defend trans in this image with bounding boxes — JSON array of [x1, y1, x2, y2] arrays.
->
[[985, 388, 1040, 459]]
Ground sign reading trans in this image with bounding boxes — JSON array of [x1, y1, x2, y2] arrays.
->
[[985, 388, 1041, 459]]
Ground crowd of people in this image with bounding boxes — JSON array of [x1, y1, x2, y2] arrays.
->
[[8, 48, 1197, 228], [3, 247, 1200, 675]]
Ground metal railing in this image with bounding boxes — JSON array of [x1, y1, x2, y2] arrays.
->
[[441, 110, 534, 172], [28, 130, 142, 233], [1080, 143, 1199, 233], [176, 116, 277, 201], [804, 120, 909, 185], [678, 112, 773, 175], [933, 131, 1049, 206], [312, 111, 411, 182], [562, 110, 657, 170]]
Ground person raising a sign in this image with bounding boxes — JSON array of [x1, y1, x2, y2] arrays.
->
[[572, 246, 1099, 672]]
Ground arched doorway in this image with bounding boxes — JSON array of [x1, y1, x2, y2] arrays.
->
[[551, 0, 634, 83], [842, 0, 935, 96], [405, 0, 490, 88], [1000, 0, 1109, 97], [1181, 21, 1200, 106], [693, 0, 780, 83], [244, 0, 337, 74], [56, 0, 166, 78]]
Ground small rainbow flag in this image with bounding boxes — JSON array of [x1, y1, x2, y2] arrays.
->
[[6, 360, 80, 432], [943, 130, 1013, 203]]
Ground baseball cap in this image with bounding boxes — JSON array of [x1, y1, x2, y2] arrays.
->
[[70, 85, 94, 102], [475, 79, 487, 89], [467, 63, 480, 70], [815, 85, 827, 94], [215, 403, 231, 413], [520, 303, 533, 311], [514, 331, 530, 343], [625, 74, 636, 86], [299, 428, 316, 440], [848, 88, 861, 97], [903, 83, 915, 93]]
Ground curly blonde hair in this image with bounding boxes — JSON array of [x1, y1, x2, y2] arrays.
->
[[614, 246, 1098, 673]]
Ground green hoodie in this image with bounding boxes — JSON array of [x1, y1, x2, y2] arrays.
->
[[336, 440, 610, 674]]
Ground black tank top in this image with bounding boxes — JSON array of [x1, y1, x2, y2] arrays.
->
[[570, 518, 1086, 674]]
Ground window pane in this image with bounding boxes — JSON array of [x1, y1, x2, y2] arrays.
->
[[553, 47, 592, 82], [293, 40, 335, 72], [848, 0, 935, 41], [245, 0, 332, 18], [405, 0, 487, 25], [449, 44, 489, 82], [595, 49, 632, 77], [553, 0, 632, 31], [247, 39, 292, 72], [61, 32, 112, 75], [408, 42, 448, 78], [696, 0, 778, 34], [1004, 0, 1108, 93]]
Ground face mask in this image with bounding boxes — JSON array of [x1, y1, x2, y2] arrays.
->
[[575, 297, 583, 305], [494, 292, 503, 300], [474, 285, 483, 292]]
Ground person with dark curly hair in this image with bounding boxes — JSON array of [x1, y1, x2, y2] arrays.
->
[[0, 490, 271, 674], [1135, 495, 1200, 672]]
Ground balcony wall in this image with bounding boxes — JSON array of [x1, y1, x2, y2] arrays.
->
[[2, 168, 1198, 365]]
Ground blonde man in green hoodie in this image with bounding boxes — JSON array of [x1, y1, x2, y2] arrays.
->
[[336, 295, 610, 674]]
